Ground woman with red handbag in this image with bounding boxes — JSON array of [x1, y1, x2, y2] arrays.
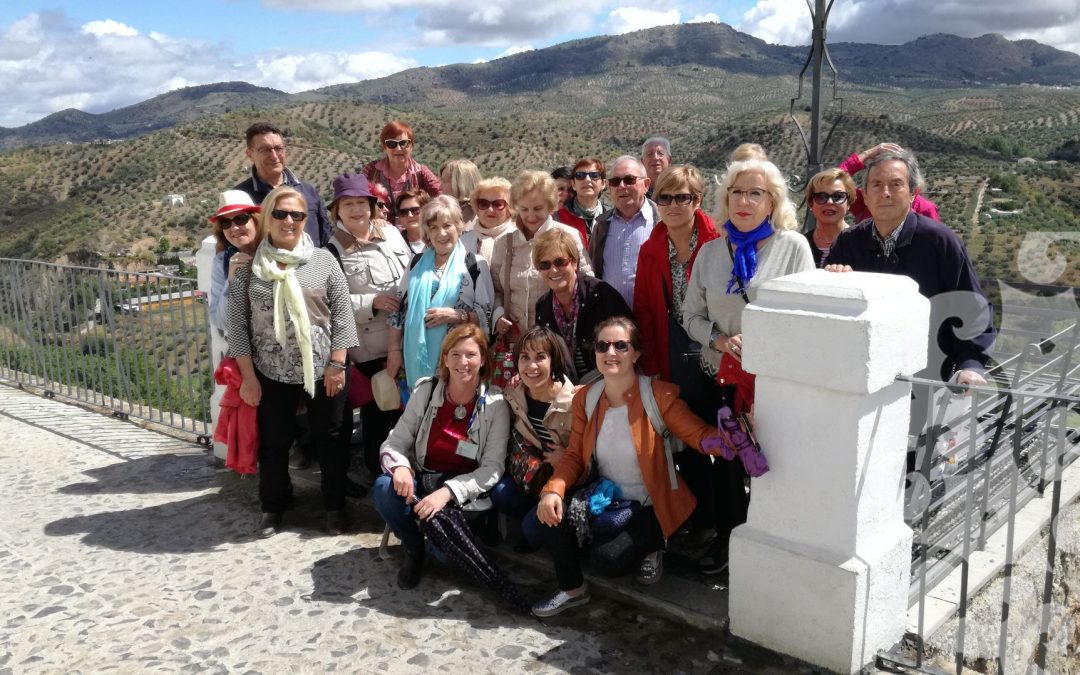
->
[[490, 326, 577, 551], [682, 158, 814, 573]]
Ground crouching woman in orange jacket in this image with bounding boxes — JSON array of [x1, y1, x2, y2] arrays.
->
[[531, 316, 718, 617]]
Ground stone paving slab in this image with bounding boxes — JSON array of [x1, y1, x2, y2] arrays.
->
[[0, 385, 820, 675]]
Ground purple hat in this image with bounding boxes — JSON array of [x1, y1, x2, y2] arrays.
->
[[330, 172, 374, 208]]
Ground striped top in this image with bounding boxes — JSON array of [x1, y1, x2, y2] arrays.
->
[[227, 248, 359, 384], [525, 394, 556, 447]]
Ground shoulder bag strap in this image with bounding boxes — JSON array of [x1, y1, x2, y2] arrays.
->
[[637, 375, 680, 490]]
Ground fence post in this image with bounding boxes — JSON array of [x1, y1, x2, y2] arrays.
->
[[196, 234, 226, 458], [729, 270, 930, 673]]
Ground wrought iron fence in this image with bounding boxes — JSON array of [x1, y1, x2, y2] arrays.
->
[[880, 318, 1080, 673], [0, 258, 213, 441]]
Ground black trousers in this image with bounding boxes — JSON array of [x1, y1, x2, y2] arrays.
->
[[677, 377, 749, 538], [538, 500, 665, 590], [256, 369, 349, 513], [347, 359, 402, 474]]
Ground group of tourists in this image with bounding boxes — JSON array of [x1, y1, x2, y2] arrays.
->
[[208, 120, 994, 617]]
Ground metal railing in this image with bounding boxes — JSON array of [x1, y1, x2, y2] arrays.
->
[[0, 258, 213, 441], [881, 319, 1080, 673]]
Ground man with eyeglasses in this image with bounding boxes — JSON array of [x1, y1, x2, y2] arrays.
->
[[587, 156, 659, 307], [233, 122, 331, 247], [641, 137, 671, 200], [827, 149, 994, 389]]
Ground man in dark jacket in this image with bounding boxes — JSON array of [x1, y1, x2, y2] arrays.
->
[[233, 122, 331, 247], [827, 149, 994, 386]]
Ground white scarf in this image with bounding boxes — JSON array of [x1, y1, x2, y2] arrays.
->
[[251, 233, 317, 396]]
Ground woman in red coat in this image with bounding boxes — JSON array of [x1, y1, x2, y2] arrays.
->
[[632, 165, 729, 574]]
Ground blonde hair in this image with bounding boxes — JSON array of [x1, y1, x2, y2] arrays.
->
[[652, 165, 704, 204], [805, 168, 857, 204], [729, 143, 769, 163], [471, 176, 511, 203], [440, 159, 483, 202], [531, 228, 579, 269], [510, 170, 558, 214], [260, 186, 308, 240], [713, 159, 798, 231]]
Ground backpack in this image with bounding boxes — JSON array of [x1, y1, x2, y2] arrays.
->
[[584, 374, 681, 491]]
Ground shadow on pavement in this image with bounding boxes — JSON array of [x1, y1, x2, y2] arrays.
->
[[57, 452, 219, 495]]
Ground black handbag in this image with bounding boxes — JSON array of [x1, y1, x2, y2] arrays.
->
[[663, 275, 713, 404]]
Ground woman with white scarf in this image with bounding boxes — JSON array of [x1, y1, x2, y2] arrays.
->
[[229, 185, 359, 539]]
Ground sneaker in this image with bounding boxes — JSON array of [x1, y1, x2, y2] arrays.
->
[[699, 539, 729, 575], [288, 446, 311, 470], [257, 512, 281, 538], [531, 589, 591, 618], [326, 510, 348, 536], [636, 551, 664, 585], [397, 548, 426, 589]]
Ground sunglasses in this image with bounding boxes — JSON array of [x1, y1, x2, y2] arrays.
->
[[574, 171, 603, 181], [218, 212, 252, 229], [383, 139, 412, 149], [811, 191, 849, 205], [594, 340, 631, 353], [536, 257, 571, 271], [607, 175, 643, 187], [377, 201, 389, 210], [655, 193, 694, 206], [398, 206, 421, 217], [476, 198, 508, 211], [271, 209, 307, 222]]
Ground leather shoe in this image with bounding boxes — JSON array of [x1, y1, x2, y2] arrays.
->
[[397, 547, 426, 589], [326, 510, 348, 536], [258, 512, 281, 538]]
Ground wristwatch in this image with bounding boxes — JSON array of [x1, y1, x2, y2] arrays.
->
[[327, 360, 347, 370]]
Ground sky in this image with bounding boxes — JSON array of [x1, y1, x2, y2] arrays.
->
[[1, 0, 1078, 128]]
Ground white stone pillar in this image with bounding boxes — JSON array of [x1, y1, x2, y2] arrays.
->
[[195, 234, 227, 460], [728, 270, 930, 674]]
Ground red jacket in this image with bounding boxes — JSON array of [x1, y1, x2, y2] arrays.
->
[[633, 210, 719, 380], [554, 205, 590, 248], [839, 152, 940, 223], [213, 357, 259, 475]]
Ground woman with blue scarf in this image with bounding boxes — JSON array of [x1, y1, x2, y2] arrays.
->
[[680, 158, 813, 574], [386, 195, 494, 389]]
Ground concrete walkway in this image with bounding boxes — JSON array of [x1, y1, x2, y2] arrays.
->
[[0, 384, 812, 674]]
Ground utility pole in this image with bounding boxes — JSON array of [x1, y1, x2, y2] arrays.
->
[[789, 0, 843, 232]]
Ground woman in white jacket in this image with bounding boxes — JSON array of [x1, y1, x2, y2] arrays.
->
[[373, 323, 511, 589]]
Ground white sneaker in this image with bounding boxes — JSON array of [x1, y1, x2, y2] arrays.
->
[[531, 589, 591, 617]]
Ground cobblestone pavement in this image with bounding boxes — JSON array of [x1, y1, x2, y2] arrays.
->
[[0, 386, 802, 675]]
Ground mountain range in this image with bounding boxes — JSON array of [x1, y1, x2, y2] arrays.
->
[[2, 23, 1078, 150]]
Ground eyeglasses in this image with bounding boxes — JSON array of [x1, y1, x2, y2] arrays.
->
[[476, 198, 508, 211], [574, 171, 603, 181], [594, 340, 631, 353], [254, 145, 286, 155], [218, 213, 252, 229], [536, 257, 571, 271], [383, 139, 412, 149], [728, 188, 768, 204], [655, 193, 694, 206], [811, 191, 849, 205], [271, 209, 307, 222], [398, 206, 421, 217], [608, 175, 643, 187]]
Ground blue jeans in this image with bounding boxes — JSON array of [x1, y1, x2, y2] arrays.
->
[[372, 475, 424, 553], [490, 475, 542, 547]]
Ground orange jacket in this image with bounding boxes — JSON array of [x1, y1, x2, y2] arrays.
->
[[542, 378, 715, 538]]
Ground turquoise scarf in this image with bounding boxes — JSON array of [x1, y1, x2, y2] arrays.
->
[[403, 242, 467, 388]]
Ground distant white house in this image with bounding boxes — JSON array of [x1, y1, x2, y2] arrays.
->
[[164, 194, 185, 206]]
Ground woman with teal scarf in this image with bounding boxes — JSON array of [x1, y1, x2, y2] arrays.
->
[[680, 158, 813, 575], [386, 195, 494, 389]]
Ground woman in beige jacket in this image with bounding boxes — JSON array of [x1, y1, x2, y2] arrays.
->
[[326, 172, 412, 474], [490, 170, 593, 340]]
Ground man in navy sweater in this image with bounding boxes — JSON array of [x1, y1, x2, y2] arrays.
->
[[827, 149, 995, 387]]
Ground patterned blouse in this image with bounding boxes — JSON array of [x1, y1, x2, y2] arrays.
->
[[227, 248, 359, 384], [667, 227, 698, 318]]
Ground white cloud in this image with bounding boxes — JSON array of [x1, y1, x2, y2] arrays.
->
[[80, 19, 139, 37], [688, 13, 720, 24], [495, 45, 534, 58], [0, 12, 418, 128], [737, 0, 1080, 54], [604, 8, 681, 35]]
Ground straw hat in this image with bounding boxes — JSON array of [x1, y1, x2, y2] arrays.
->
[[209, 190, 260, 223], [371, 369, 402, 411]]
